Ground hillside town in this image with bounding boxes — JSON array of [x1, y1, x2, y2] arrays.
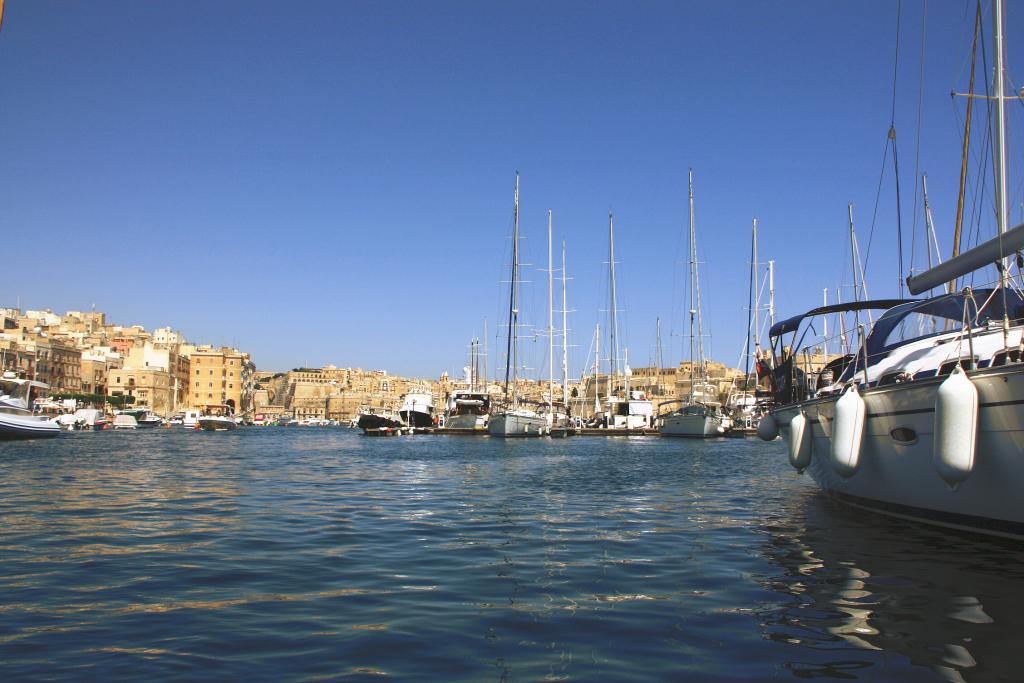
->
[[0, 306, 802, 425]]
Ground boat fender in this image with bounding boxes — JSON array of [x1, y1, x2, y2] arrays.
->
[[757, 413, 778, 441], [830, 384, 866, 478], [933, 364, 978, 490], [787, 411, 812, 473]]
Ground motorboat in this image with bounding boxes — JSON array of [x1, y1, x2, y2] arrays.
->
[[198, 415, 237, 431], [445, 389, 490, 430], [398, 389, 435, 428], [118, 407, 163, 428], [604, 391, 654, 430], [198, 405, 238, 431], [0, 375, 60, 439], [356, 406, 404, 432], [112, 414, 138, 430], [56, 408, 108, 431]]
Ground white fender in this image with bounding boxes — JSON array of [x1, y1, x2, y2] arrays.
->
[[831, 384, 866, 478], [933, 364, 978, 490], [757, 413, 779, 441], [787, 411, 812, 472]]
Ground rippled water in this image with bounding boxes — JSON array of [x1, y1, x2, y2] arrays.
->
[[1, 429, 1022, 681]]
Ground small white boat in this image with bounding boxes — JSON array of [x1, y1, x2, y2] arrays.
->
[[112, 414, 138, 430], [198, 415, 237, 431], [0, 375, 60, 440]]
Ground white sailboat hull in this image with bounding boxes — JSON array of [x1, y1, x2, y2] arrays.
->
[[660, 411, 725, 437], [488, 411, 547, 437], [773, 363, 1024, 539]]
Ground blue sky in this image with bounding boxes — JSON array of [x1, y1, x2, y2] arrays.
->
[[1, 1, 1022, 377]]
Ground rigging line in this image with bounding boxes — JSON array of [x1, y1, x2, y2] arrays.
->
[[909, 0, 928, 277], [890, 0, 903, 126], [861, 136, 891, 270], [892, 0, 906, 296], [894, 127, 906, 296]]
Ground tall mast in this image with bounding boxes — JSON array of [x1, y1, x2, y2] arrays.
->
[[688, 169, 697, 403], [994, 0, 1009, 249], [655, 317, 663, 378], [594, 323, 601, 415], [768, 259, 776, 327], [608, 212, 620, 388], [822, 289, 829, 353], [503, 173, 521, 408], [994, 0, 1011, 352], [561, 241, 570, 413], [547, 209, 554, 413], [482, 319, 488, 393], [745, 218, 757, 386]]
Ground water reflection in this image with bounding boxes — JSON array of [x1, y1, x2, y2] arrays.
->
[[758, 489, 1024, 681]]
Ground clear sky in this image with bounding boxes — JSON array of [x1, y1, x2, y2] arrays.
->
[[1, 1, 1022, 378]]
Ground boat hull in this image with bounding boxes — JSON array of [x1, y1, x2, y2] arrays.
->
[[0, 412, 60, 440], [445, 413, 488, 430], [357, 414, 403, 431], [488, 411, 546, 437], [660, 411, 726, 437], [199, 417, 237, 431], [773, 363, 1024, 539], [399, 409, 434, 429]]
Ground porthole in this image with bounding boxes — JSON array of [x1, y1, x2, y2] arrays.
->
[[890, 426, 918, 445]]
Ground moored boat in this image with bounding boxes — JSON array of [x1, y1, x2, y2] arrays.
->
[[398, 389, 435, 428], [0, 375, 60, 440]]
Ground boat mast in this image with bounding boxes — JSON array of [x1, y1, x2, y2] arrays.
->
[[608, 212, 620, 396], [655, 317, 664, 394], [503, 173, 521, 408], [561, 241, 570, 413], [594, 322, 601, 415], [768, 259, 776, 327], [688, 169, 697, 404], [994, 0, 1009, 253], [745, 219, 757, 388], [548, 209, 554, 413], [993, 0, 1011, 350], [482, 319, 488, 395]]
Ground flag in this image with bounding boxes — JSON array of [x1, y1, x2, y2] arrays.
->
[[0, 0, 5, 33]]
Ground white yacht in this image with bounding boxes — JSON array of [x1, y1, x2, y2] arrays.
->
[[489, 174, 546, 438], [0, 375, 60, 439], [660, 169, 728, 437]]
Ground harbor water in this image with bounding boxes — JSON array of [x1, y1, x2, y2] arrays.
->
[[1, 430, 1023, 681]]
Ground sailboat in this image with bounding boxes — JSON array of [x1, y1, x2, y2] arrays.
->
[[660, 169, 729, 437], [489, 174, 547, 438], [585, 213, 653, 430], [763, 0, 1024, 540]]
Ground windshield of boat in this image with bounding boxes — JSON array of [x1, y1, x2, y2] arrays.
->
[[0, 380, 31, 402]]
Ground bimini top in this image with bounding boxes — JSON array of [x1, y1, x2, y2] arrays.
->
[[862, 288, 1024, 360], [769, 299, 912, 339]]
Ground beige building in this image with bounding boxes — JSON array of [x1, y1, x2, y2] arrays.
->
[[108, 367, 174, 414], [188, 346, 255, 414]]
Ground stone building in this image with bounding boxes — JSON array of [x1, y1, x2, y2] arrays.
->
[[188, 346, 255, 415]]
